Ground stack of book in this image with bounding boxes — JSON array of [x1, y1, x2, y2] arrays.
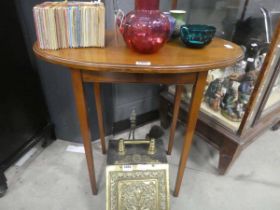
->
[[33, 1, 105, 50]]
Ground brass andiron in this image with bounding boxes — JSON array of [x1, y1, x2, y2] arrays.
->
[[118, 108, 156, 155], [128, 108, 136, 140], [118, 138, 156, 155]]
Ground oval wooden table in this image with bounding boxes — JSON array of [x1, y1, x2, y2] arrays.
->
[[33, 34, 243, 197]]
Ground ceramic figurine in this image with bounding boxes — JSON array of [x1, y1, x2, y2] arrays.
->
[[222, 77, 233, 90], [207, 69, 225, 85], [220, 71, 257, 122], [238, 71, 257, 109], [234, 60, 247, 75], [221, 86, 239, 121], [235, 101, 245, 119], [204, 78, 224, 112]]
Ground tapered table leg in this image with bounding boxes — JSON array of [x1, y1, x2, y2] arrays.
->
[[167, 85, 184, 155], [174, 72, 207, 197], [71, 69, 98, 195], [93, 83, 107, 154]]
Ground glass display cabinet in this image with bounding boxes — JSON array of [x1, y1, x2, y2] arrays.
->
[[263, 74, 280, 117], [160, 0, 280, 174]]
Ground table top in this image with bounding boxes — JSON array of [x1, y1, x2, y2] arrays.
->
[[33, 33, 243, 74]]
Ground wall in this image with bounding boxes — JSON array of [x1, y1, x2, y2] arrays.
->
[[15, 0, 113, 142]]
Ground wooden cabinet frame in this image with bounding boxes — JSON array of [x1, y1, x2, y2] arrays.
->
[[159, 20, 280, 174]]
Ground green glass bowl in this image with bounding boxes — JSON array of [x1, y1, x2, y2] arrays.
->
[[180, 24, 216, 48]]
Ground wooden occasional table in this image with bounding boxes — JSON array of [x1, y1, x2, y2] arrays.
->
[[33, 34, 243, 197]]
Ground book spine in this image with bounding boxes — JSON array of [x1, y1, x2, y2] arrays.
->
[[55, 7, 61, 49], [68, 6, 73, 48], [64, 7, 69, 48], [33, 7, 42, 48]]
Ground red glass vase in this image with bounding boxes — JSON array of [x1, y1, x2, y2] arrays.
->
[[119, 0, 170, 54]]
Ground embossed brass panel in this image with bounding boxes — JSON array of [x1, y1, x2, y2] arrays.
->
[[106, 139, 170, 210], [106, 164, 169, 210]]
